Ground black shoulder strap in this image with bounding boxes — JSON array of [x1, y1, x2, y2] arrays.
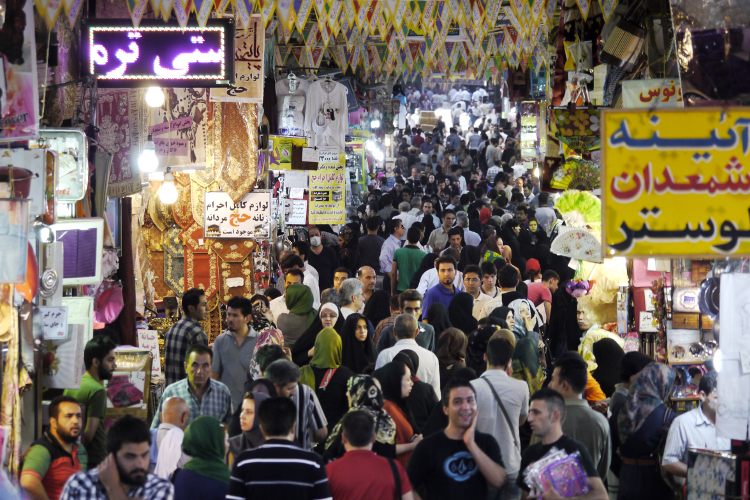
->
[[387, 457, 402, 500], [482, 377, 520, 452]]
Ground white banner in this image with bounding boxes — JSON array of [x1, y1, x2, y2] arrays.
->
[[621, 79, 684, 109], [204, 190, 271, 238]]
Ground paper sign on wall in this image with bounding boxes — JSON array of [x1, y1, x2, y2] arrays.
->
[[41, 306, 68, 340], [639, 311, 658, 332], [204, 190, 271, 238], [137, 330, 162, 376]]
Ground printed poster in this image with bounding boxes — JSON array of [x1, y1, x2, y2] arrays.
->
[[621, 79, 684, 109], [308, 148, 345, 225], [204, 190, 271, 238], [0, 0, 39, 142], [211, 14, 264, 103]]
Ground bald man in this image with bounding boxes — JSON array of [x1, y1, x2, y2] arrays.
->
[[357, 266, 378, 302], [154, 397, 190, 479]]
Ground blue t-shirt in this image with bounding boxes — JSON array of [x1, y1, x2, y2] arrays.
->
[[422, 284, 457, 320]]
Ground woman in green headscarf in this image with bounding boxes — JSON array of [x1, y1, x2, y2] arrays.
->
[[173, 416, 230, 500], [277, 283, 318, 349], [299, 328, 354, 440]]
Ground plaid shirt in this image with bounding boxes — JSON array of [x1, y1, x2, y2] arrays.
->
[[487, 165, 502, 185], [150, 378, 232, 429], [374, 314, 398, 346], [60, 469, 173, 500], [163, 316, 207, 388]]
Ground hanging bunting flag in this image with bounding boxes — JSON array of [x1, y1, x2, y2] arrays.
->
[[266, 18, 278, 35], [368, 0, 381, 35], [354, 0, 369, 30], [296, 0, 313, 31], [503, 6, 521, 35], [320, 23, 330, 45], [446, 0, 460, 22], [234, 0, 251, 29], [344, 0, 356, 23], [123, 0, 147, 29], [422, 0, 436, 30], [193, 0, 214, 28], [397, 19, 407, 47], [576, 0, 590, 20], [351, 44, 362, 70], [291, 46, 304, 64], [460, 0, 471, 25], [600, 0, 617, 21], [310, 46, 325, 67], [215, 0, 230, 16], [312, 0, 325, 24], [160, 0, 175, 22], [472, 2, 484, 31], [346, 25, 357, 49], [304, 22, 319, 46]]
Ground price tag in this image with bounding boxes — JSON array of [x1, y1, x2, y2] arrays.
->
[[40, 306, 69, 340]]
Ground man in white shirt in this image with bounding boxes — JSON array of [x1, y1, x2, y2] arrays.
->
[[662, 372, 731, 477], [448, 85, 460, 103], [393, 202, 417, 242], [269, 268, 305, 323], [339, 278, 366, 319], [375, 314, 441, 399], [456, 213, 481, 246], [280, 254, 320, 309], [462, 265, 492, 318], [154, 397, 190, 479], [416, 199, 440, 227], [471, 337, 529, 500], [417, 249, 465, 295]]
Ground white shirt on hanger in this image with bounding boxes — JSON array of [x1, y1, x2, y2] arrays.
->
[[304, 79, 349, 150]]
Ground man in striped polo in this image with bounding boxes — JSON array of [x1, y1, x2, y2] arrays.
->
[[227, 397, 332, 500]]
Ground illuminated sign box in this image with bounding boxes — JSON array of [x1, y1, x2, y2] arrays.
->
[[82, 19, 235, 87]]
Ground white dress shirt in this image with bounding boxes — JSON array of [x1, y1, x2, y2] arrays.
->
[[662, 405, 731, 466], [394, 212, 418, 241], [341, 306, 358, 319], [154, 426, 189, 479], [376, 339, 441, 399], [269, 294, 288, 323], [463, 228, 481, 246], [303, 269, 321, 310], [416, 268, 465, 296]]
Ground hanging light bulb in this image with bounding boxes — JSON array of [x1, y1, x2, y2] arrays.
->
[[533, 167, 540, 178], [370, 119, 381, 129], [145, 87, 165, 107], [139, 136, 158, 173], [159, 171, 179, 204]]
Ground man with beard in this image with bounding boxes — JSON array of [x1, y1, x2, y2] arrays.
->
[[211, 297, 258, 411], [61, 415, 173, 500], [151, 345, 232, 429], [64, 336, 117, 470], [407, 378, 506, 500], [21, 396, 83, 500]]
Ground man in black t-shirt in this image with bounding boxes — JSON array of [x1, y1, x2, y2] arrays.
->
[[517, 388, 608, 500], [407, 378, 506, 500]]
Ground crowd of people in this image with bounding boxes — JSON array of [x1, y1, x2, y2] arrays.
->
[[16, 96, 730, 500]]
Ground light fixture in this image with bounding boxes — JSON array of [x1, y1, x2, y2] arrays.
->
[[366, 140, 376, 152], [139, 135, 158, 173], [384, 135, 391, 147], [33, 221, 54, 244], [713, 348, 722, 372], [533, 167, 540, 178], [145, 87, 165, 107], [158, 171, 178, 204], [372, 149, 385, 162], [371, 119, 381, 129]]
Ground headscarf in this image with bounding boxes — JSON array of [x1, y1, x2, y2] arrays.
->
[[247, 310, 284, 380], [436, 328, 467, 368], [489, 307, 514, 330], [518, 227, 536, 259], [325, 375, 396, 451], [578, 329, 625, 371], [364, 290, 392, 328], [284, 284, 317, 327], [618, 363, 676, 442], [490, 328, 516, 347], [373, 361, 417, 429], [426, 303, 452, 337], [340, 313, 376, 374], [299, 328, 342, 390], [509, 299, 541, 343], [181, 416, 231, 485], [338, 225, 356, 249], [511, 337, 543, 395], [448, 293, 478, 334], [228, 392, 270, 458], [291, 303, 344, 367], [591, 338, 625, 398], [466, 326, 498, 375], [469, 211, 483, 234], [536, 208, 557, 237], [479, 207, 492, 224]]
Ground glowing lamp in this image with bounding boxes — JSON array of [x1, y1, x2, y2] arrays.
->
[[159, 172, 179, 204]]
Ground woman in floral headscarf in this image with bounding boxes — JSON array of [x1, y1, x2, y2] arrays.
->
[[247, 295, 284, 381], [616, 363, 678, 500], [324, 375, 397, 461]]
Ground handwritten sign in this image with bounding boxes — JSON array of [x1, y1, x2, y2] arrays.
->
[[204, 190, 271, 238], [210, 14, 264, 103], [621, 79, 684, 109], [154, 138, 189, 156], [148, 116, 194, 137], [602, 108, 750, 257], [137, 330, 162, 376], [40, 306, 68, 340], [309, 152, 345, 225]]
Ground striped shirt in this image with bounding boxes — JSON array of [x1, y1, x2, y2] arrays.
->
[[227, 440, 332, 500], [662, 405, 731, 465], [291, 384, 328, 451], [60, 469, 173, 500], [150, 378, 232, 429], [163, 316, 207, 388]]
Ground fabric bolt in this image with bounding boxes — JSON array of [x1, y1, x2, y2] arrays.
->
[[163, 316, 208, 388], [212, 328, 258, 411], [172, 182, 194, 229], [214, 102, 257, 204], [184, 251, 219, 300], [59, 469, 173, 500], [164, 252, 185, 298], [151, 378, 232, 429]]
